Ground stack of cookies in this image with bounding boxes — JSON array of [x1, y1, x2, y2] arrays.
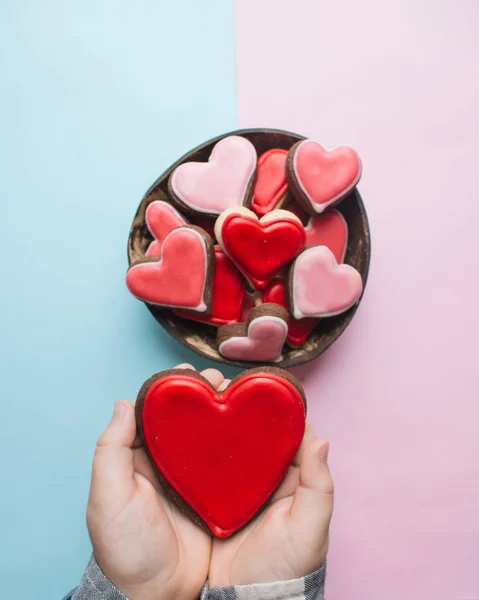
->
[[126, 133, 366, 364]]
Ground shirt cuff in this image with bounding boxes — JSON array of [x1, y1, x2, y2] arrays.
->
[[204, 563, 326, 600], [72, 555, 130, 600]]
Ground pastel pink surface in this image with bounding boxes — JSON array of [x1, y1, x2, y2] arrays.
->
[[219, 316, 287, 362], [170, 135, 256, 215], [235, 2, 479, 598], [291, 246, 362, 318], [293, 140, 361, 212], [145, 200, 187, 256], [126, 228, 207, 311]]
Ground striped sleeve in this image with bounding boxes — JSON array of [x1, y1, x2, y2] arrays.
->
[[204, 563, 326, 600], [71, 556, 130, 600], [69, 556, 326, 600]]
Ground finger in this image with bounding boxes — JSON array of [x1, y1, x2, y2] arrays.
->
[[174, 363, 196, 370], [292, 421, 318, 466], [90, 401, 137, 505], [217, 378, 231, 392], [289, 438, 334, 546], [200, 368, 224, 390]]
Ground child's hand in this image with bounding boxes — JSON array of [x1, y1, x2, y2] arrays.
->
[[86, 364, 224, 600], [208, 420, 334, 586]]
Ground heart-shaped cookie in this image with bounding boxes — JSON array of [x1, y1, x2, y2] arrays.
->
[[217, 303, 289, 362], [136, 368, 306, 538], [251, 148, 288, 217], [287, 245, 363, 319], [145, 200, 188, 256], [305, 209, 349, 264], [126, 226, 214, 312], [174, 247, 246, 326], [169, 135, 257, 216], [215, 207, 306, 290], [262, 280, 318, 348], [287, 139, 362, 215]]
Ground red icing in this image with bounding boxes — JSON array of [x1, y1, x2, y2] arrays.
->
[[141, 372, 306, 537], [305, 209, 348, 263], [263, 279, 319, 347], [146, 201, 187, 256], [220, 212, 306, 290], [126, 227, 209, 311], [174, 247, 246, 325], [252, 149, 288, 217], [239, 292, 256, 321]]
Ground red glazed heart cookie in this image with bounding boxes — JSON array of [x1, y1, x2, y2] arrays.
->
[[215, 207, 306, 290], [169, 135, 257, 216], [287, 140, 362, 215], [262, 280, 318, 348], [287, 246, 363, 319], [126, 226, 214, 313], [136, 367, 306, 538], [145, 200, 188, 256], [174, 247, 246, 326], [217, 303, 289, 363], [251, 148, 288, 217], [305, 209, 348, 264]]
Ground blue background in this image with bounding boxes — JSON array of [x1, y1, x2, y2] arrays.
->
[[0, 1, 237, 597]]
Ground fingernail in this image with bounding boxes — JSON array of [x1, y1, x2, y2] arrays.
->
[[113, 401, 127, 421], [318, 442, 329, 464]]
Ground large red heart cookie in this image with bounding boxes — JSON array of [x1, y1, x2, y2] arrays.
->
[[215, 207, 306, 290], [287, 139, 362, 215], [136, 368, 306, 538], [251, 148, 289, 217], [126, 226, 214, 313], [174, 247, 246, 326]]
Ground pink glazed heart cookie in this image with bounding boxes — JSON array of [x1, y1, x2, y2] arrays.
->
[[217, 304, 289, 363], [145, 200, 188, 256], [169, 135, 257, 216], [126, 225, 214, 313], [286, 140, 362, 215], [287, 246, 363, 319]]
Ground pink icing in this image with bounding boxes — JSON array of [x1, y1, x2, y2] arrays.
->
[[292, 246, 363, 319], [145, 200, 187, 256], [294, 140, 362, 213], [219, 316, 288, 362], [170, 136, 257, 215], [126, 227, 208, 311]]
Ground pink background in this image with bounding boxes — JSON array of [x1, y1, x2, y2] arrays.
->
[[235, 1, 479, 598]]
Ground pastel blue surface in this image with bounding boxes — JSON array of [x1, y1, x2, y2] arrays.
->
[[0, 2, 238, 598]]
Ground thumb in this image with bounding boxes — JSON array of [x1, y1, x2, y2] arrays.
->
[[289, 438, 334, 549], [89, 401, 137, 510]]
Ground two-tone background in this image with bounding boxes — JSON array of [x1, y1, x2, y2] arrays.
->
[[1, 1, 478, 598]]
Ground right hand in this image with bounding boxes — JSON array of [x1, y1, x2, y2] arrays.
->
[[86, 364, 225, 600]]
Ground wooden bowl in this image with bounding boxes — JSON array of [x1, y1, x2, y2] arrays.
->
[[128, 128, 371, 369]]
